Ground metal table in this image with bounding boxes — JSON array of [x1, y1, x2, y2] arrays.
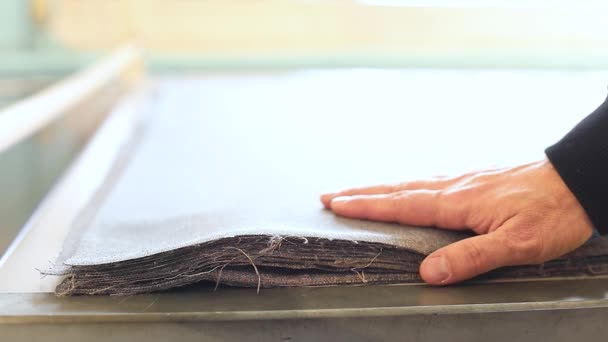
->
[[2, 47, 608, 341]]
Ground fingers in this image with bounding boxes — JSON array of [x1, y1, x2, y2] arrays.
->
[[321, 185, 400, 209], [328, 190, 469, 229], [320, 178, 459, 209], [320, 167, 517, 208], [419, 232, 513, 285]]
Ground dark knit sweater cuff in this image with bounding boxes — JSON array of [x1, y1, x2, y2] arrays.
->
[[545, 95, 608, 235]]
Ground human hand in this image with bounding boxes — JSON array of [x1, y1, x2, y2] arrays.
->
[[320, 159, 594, 285]]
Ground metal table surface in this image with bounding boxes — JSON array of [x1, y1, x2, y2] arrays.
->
[[2, 70, 608, 341]]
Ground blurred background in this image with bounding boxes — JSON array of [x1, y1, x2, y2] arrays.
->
[[3, 0, 608, 77], [1, 0, 608, 257]]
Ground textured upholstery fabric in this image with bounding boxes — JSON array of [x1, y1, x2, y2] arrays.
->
[[53, 77, 608, 295]]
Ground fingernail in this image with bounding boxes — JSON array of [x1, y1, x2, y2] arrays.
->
[[422, 255, 451, 284], [330, 196, 351, 209], [332, 196, 350, 202]]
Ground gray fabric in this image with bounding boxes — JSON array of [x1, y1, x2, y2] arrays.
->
[[56, 233, 608, 296], [53, 78, 608, 295]]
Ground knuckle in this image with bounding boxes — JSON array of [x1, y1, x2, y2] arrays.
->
[[370, 193, 401, 220], [441, 186, 471, 204], [435, 189, 468, 227], [461, 169, 489, 183], [462, 241, 487, 274], [389, 192, 407, 210], [503, 225, 544, 264], [355, 197, 377, 216], [434, 191, 451, 226], [388, 183, 402, 192]]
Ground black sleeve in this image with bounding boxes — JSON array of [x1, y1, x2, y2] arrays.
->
[[545, 95, 608, 235]]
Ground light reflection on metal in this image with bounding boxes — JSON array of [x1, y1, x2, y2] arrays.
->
[[0, 44, 142, 155]]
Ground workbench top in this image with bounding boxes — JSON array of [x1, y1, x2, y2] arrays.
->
[[2, 70, 608, 341]]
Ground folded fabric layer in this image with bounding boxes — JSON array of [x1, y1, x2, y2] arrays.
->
[[56, 234, 608, 296], [52, 77, 608, 295]]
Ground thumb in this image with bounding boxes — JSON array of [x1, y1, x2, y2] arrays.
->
[[419, 232, 515, 285]]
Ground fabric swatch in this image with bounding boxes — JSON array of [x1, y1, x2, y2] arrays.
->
[[53, 79, 608, 295]]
